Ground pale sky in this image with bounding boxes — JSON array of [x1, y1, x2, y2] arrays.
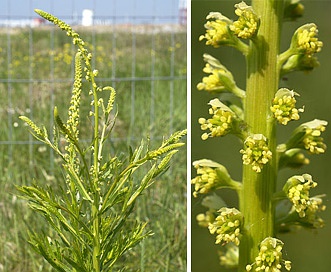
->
[[0, 0, 186, 24]]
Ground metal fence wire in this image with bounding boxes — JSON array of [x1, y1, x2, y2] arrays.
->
[[0, 0, 187, 177]]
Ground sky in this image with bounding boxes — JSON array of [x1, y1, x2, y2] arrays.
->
[[0, 0, 186, 24]]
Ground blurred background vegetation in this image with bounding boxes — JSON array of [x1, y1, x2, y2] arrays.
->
[[0, 24, 187, 271], [191, 1, 331, 271]]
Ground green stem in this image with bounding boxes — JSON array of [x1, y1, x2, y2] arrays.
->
[[79, 49, 101, 272], [92, 82, 101, 272], [239, 0, 284, 269]]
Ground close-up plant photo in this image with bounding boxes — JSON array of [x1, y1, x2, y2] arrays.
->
[[191, 0, 331, 271]]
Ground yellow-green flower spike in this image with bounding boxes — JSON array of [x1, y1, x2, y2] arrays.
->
[[246, 237, 291, 272], [240, 134, 272, 173], [229, 1, 260, 39], [67, 52, 83, 139], [271, 88, 304, 125], [199, 99, 235, 140], [208, 207, 243, 246]]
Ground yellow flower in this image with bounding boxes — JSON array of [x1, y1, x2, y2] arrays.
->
[[271, 88, 304, 125], [199, 12, 234, 48], [284, 174, 317, 217], [291, 23, 323, 56], [199, 99, 235, 140], [240, 134, 272, 173], [208, 207, 243, 246], [246, 237, 291, 271], [230, 1, 259, 39]]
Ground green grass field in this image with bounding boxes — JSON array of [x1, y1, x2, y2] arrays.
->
[[0, 25, 186, 271]]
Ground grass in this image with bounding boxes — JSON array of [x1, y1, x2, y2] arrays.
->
[[0, 24, 186, 271]]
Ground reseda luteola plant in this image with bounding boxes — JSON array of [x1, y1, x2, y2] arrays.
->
[[18, 10, 186, 272], [192, 1, 327, 271]]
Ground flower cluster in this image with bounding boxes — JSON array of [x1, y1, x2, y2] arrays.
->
[[292, 23, 323, 56], [287, 119, 327, 154], [197, 63, 229, 92], [67, 52, 83, 139], [208, 207, 243, 246], [191, 164, 219, 197], [280, 23, 323, 74], [283, 174, 317, 217], [303, 196, 326, 228], [199, 12, 234, 48], [283, 174, 326, 228], [191, 159, 234, 197], [271, 88, 304, 125], [229, 1, 260, 39], [302, 121, 327, 154], [197, 55, 239, 95], [246, 237, 291, 271], [240, 134, 272, 173], [199, 99, 235, 140]]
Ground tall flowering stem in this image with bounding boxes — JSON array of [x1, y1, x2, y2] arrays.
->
[[18, 10, 186, 272]]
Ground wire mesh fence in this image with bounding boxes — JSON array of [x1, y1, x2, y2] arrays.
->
[[0, 0, 187, 177]]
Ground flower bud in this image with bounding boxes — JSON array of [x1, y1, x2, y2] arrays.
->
[[284, 0, 304, 21], [278, 148, 310, 169]]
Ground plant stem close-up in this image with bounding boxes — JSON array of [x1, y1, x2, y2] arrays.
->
[[239, 1, 284, 267], [192, 0, 330, 271]]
